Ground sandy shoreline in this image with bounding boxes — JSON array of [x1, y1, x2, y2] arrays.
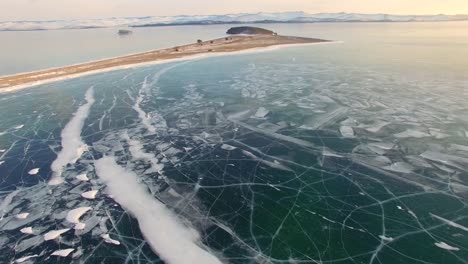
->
[[0, 35, 328, 93]]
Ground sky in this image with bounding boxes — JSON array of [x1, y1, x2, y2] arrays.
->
[[2, 0, 468, 21]]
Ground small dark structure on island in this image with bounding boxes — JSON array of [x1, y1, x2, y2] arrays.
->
[[226, 26, 276, 35], [197, 39, 203, 44], [118, 29, 132, 36]]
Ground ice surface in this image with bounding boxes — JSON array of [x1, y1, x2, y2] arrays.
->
[[394, 129, 431, 138], [0, 190, 20, 216], [364, 121, 390, 133], [431, 213, 468, 232], [421, 151, 468, 165], [450, 144, 468, 152], [382, 162, 414, 174], [1, 42, 468, 263], [15, 235, 44, 253], [301, 107, 348, 130]]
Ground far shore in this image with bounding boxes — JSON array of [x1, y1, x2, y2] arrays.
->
[[0, 35, 329, 92]]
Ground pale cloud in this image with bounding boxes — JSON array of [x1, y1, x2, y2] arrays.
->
[[2, 0, 468, 21]]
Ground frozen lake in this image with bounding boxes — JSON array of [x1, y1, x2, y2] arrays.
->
[[0, 22, 468, 263]]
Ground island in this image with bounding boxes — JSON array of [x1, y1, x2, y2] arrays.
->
[[0, 30, 329, 91], [118, 29, 133, 35], [226, 26, 276, 35]]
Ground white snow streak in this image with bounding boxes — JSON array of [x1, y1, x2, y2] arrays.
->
[[49, 87, 95, 185], [431, 213, 468, 232], [95, 156, 222, 264]]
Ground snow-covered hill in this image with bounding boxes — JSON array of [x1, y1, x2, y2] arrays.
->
[[2, 12, 468, 31]]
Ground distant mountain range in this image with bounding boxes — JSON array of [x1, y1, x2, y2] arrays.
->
[[2, 12, 468, 31]]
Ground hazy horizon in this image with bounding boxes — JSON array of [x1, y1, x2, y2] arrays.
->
[[2, 10, 468, 23], [2, 0, 468, 21]]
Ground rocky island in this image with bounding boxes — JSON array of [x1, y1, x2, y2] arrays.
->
[[0, 28, 329, 92], [118, 29, 132, 35], [226, 26, 276, 35]]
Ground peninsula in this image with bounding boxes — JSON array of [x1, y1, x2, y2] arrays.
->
[[0, 33, 328, 91]]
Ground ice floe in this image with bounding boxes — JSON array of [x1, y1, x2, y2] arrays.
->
[[421, 151, 468, 165], [20, 227, 34, 234], [368, 142, 395, 150], [394, 129, 430, 138], [101, 234, 121, 245], [378, 235, 394, 242], [254, 107, 269, 118], [221, 144, 237, 151], [49, 87, 95, 185], [434, 242, 459, 251], [340, 126, 355, 138], [27, 168, 40, 175], [15, 213, 29, 220], [450, 144, 468, 152], [15, 254, 39, 263], [75, 174, 89, 182], [81, 190, 98, 200], [364, 121, 390, 133], [51, 248, 75, 257], [44, 228, 71, 241], [66, 207, 92, 229]]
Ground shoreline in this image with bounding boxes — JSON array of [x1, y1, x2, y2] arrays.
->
[[0, 35, 330, 93]]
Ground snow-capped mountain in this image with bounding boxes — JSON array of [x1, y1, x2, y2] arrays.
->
[[1, 12, 468, 31]]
